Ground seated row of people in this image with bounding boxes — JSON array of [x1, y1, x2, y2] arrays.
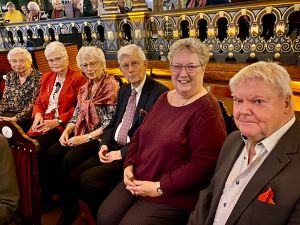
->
[[1, 38, 299, 225]]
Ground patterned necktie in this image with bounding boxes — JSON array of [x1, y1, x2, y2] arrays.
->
[[117, 89, 137, 145]]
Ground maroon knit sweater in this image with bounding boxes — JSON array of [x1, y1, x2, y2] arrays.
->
[[124, 92, 227, 210]]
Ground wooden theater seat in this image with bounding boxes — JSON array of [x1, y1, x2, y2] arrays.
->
[[0, 120, 41, 225]]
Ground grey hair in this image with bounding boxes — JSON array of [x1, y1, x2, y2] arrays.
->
[[117, 44, 146, 64], [44, 41, 68, 59], [168, 38, 209, 67], [7, 47, 32, 65], [27, 1, 40, 11], [229, 61, 292, 97], [76, 46, 106, 69]]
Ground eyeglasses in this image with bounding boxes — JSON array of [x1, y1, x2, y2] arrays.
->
[[120, 61, 141, 70], [170, 64, 202, 74], [47, 56, 66, 64], [80, 61, 98, 70], [10, 59, 26, 64]]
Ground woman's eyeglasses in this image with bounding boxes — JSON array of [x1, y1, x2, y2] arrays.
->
[[80, 62, 98, 70], [47, 56, 66, 64], [170, 64, 202, 74]]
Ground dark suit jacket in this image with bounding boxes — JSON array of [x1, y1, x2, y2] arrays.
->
[[189, 119, 300, 225], [32, 67, 86, 124], [101, 75, 168, 158]]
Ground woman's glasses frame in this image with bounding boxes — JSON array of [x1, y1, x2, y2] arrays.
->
[[170, 64, 202, 74], [47, 56, 66, 64]]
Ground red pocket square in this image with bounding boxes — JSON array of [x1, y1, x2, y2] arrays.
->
[[258, 187, 275, 205]]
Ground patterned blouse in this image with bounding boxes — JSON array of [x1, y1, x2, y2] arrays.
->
[[0, 69, 42, 122], [69, 104, 116, 133]]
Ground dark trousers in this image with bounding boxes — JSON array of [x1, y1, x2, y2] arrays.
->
[[97, 182, 190, 225], [45, 139, 100, 208], [79, 156, 123, 218], [35, 128, 62, 191]]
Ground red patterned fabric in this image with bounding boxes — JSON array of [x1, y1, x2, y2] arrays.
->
[[74, 73, 118, 136]]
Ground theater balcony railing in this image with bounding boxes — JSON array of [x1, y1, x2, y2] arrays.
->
[[0, 0, 299, 63]]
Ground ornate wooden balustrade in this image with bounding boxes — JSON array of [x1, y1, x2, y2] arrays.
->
[[0, 0, 299, 62]]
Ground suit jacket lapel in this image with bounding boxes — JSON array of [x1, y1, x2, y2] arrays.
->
[[116, 85, 131, 126], [131, 76, 151, 127], [207, 136, 244, 224], [226, 120, 300, 225]]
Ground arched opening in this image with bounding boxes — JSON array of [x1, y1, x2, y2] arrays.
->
[[16, 30, 24, 45], [37, 29, 45, 45], [84, 26, 93, 43], [163, 21, 173, 38], [287, 11, 300, 39], [97, 25, 105, 41], [7, 31, 15, 45], [122, 23, 132, 41], [72, 26, 79, 34], [149, 21, 158, 39], [217, 17, 228, 41], [237, 15, 250, 41], [180, 20, 189, 38], [48, 28, 56, 42], [198, 19, 208, 41], [27, 29, 33, 40], [261, 13, 276, 40]]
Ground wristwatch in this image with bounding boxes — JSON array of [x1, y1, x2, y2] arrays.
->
[[88, 134, 93, 142], [156, 182, 163, 196], [58, 119, 63, 125]]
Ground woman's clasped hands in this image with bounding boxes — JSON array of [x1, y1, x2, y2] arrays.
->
[[124, 165, 160, 197]]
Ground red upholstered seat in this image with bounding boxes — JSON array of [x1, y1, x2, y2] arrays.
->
[[0, 121, 41, 225], [0, 77, 5, 99]]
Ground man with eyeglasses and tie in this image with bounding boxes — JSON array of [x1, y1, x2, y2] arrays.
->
[[79, 44, 168, 218]]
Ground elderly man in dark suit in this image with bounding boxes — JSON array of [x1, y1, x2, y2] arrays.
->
[[189, 61, 300, 225], [56, 44, 168, 225], [0, 134, 19, 225]]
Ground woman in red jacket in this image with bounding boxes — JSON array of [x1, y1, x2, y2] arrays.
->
[[29, 41, 86, 208]]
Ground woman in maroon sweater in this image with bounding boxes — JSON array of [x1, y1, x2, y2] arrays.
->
[[97, 38, 227, 225]]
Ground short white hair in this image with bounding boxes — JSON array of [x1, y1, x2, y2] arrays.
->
[[117, 44, 146, 64], [76, 46, 106, 69], [27, 1, 40, 11], [44, 41, 68, 59], [7, 47, 32, 65], [230, 61, 292, 97]]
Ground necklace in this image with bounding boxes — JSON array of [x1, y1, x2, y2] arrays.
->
[[170, 91, 192, 106], [170, 88, 206, 107]]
